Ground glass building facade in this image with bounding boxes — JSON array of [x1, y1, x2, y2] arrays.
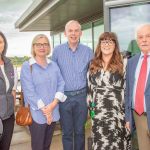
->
[[52, 1, 150, 55], [104, 0, 150, 55]]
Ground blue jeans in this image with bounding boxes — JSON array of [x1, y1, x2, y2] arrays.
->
[[59, 91, 88, 150]]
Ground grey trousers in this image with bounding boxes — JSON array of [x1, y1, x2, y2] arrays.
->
[[29, 120, 56, 150]]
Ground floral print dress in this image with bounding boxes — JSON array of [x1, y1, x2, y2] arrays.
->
[[87, 59, 131, 150]]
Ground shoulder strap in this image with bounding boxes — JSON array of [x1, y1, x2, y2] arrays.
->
[[20, 63, 32, 106], [30, 65, 32, 73]]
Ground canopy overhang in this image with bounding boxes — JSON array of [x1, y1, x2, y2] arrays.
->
[[15, 0, 103, 34]]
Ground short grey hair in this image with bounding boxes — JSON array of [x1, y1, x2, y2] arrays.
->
[[65, 20, 81, 31], [135, 23, 150, 39]]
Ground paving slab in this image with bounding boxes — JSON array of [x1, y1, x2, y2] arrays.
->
[[10, 123, 91, 150]]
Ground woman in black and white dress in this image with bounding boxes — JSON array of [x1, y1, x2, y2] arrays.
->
[[87, 32, 131, 150]]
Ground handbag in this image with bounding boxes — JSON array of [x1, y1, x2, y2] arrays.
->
[[16, 64, 33, 126], [16, 104, 32, 126]]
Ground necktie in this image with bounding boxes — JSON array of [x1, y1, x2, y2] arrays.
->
[[135, 55, 148, 115]]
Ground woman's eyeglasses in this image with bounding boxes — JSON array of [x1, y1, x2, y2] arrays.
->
[[34, 43, 49, 48], [101, 40, 115, 46]]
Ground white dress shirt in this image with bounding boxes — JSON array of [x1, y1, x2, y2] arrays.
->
[[133, 52, 150, 112], [0, 65, 18, 92]]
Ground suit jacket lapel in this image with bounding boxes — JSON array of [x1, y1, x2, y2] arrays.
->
[[146, 66, 150, 91], [0, 57, 9, 81], [0, 67, 5, 80], [130, 54, 140, 92]]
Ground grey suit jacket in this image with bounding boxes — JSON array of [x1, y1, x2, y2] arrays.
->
[[125, 53, 150, 132]]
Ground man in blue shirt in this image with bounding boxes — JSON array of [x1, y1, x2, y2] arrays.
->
[[52, 20, 93, 150]]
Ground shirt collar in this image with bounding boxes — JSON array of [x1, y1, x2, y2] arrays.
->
[[29, 57, 51, 65], [140, 52, 150, 58], [67, 42, 79, 52]]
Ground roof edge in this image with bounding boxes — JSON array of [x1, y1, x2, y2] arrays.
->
[[15, 0, 50, 28]]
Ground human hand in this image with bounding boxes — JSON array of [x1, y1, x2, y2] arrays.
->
[[125, 122, 130, 132], [46, 114, 53, 125], [12, 90, 16, 105], [41, 99, 59, 116], [41, 104, 53, 116]]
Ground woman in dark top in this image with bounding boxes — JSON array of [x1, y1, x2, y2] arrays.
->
[[0, 31, 17, 150]]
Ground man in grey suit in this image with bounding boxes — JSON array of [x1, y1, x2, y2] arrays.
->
[[125, 24, 150, 150]]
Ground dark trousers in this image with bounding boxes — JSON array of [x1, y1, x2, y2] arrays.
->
[[29, 120, 56, 150], [59, 91, 88, 150], [0, 114, 15, 150]]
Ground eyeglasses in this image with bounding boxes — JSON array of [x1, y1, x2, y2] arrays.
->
[[101, 40, 115, 46], [34, 43, 49, 48]]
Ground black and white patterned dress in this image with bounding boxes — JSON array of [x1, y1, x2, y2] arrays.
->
[[87, 61, 131, 150]]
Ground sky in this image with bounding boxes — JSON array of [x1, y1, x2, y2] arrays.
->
[[0, 0, 50, 57]]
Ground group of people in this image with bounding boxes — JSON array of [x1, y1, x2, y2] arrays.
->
[[0, 20, 150, 150]]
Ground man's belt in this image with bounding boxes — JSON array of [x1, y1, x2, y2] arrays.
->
[[65, 87, 87, 96]]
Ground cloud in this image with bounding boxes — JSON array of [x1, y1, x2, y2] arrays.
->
[[0, 0, 50, 57], [7, 31, 51, 57], [0, 0, 32, 12]]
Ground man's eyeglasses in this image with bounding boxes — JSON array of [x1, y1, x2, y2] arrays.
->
[[34, 43, 49, 48], [101, 40, 115, 46]]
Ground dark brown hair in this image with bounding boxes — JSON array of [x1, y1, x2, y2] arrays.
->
[[0, 31, 8, 57], [89, 32, 123, 75]]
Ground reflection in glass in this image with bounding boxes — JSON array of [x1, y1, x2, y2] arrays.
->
[[94, 22, 104, 50], [110, 2, 150, 54], [53, 34, 60, 47], [61, 32, 67, 44], [80, 23, 92, 49]]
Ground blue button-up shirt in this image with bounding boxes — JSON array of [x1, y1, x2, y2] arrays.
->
[[20, 58, 65, 124], [52, 42, 93, 91]]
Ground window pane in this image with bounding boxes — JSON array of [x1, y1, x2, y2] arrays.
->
[[80, 24, 92, 49], [110, 2, 150, 54], [61, 32, 67, 44], [53, 34, 60, 47], [94, 21, 104, 50]]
